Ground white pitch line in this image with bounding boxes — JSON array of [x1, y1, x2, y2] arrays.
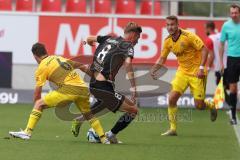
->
[[226, 111, 240, 146]]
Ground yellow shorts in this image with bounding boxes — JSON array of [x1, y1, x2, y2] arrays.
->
[[43, 85, 90, 113], [171, 71, 207, 100]]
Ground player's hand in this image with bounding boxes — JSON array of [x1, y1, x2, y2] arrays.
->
[[220, 62, 224, 75], [150, 64, 160, 80], [197, 69, 205, 79], [86, 39, 95, 46]]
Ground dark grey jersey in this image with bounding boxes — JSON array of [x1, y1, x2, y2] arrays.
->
[[90, 35, 134, 81]]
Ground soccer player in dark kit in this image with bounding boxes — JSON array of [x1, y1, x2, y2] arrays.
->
[[71, 22, 142, 143]]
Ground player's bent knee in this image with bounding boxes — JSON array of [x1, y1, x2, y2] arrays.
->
[[127, 105, 138, 116], [34, 99, 46, 111], [132, 106, 138, 115]]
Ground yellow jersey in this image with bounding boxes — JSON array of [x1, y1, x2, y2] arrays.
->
[[161, 29, 204, 76], [35, 55, 86, 88]]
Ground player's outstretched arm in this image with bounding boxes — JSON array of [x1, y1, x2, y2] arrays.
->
[[150, 57, 167, 80], [72, 61, 93, 77], [197, 46, 208, 79], [125, 57, 137, 104]]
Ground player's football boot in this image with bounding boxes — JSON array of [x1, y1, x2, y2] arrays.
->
[[105, 131, 122, 144], [230, 119, 237, 125], [9, 129, 31, 140], [161, 129, 177, 136], [210, 108, 218, 122], [204, 99, 217, 122], [71, 119, 82, 137], [100, 137, 111, 144]]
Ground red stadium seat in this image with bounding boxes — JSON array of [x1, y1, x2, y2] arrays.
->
[[66, 0, 86, 13], [140, 0, 161, 15], [41, 0, 61, 12], [16, 0, 33, 11], [115, 0, 136, 14], [0, 0, 12, 11], [94, 0, 111, 14]]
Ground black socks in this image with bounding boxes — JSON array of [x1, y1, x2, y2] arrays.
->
[[229, 93, 237, 120], [111, 113, 135, 135]]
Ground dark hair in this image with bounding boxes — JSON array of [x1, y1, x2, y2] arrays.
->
[[206, 21, 215, 30], [124, 22, 142, 34], [166, 15, 178, 24], [230, 4, 240, 12], [31, 43, 48, 57]]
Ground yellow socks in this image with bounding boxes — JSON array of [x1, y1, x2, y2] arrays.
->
[[168, 106, 178, 131], [204, 99, 215, 110], [24, 109, 42, 135], [89, 117, 106, 142]]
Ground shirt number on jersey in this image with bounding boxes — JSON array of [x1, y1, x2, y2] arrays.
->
[[115, 93, 122, 100], [97, 44, 111, 64]]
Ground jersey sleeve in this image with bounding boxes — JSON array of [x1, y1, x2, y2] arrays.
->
[[161, 39, 170, 58], [127, 47, 134, 59], [66, 59, 75, 67], [205, 37, 213, 51], [189, 33, 204, 51], [220, 23, 227, 42], [97, 35, 111, 44], [35, 66, 47, 87]]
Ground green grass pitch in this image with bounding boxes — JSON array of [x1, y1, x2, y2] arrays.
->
[[0, 104, 240, 160]]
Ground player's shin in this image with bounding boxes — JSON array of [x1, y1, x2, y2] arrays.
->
[[168, 106, 177, 131], [24, 109, 42, 135], [111, 112, 136, 135]]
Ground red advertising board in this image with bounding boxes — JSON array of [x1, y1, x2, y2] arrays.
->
[[39, 16, 225, 67]]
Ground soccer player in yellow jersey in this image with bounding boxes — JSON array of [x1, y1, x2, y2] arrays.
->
[[9, 43, 109, 144], [151, 16, 217, 136]]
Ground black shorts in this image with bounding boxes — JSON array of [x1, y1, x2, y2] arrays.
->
[[89, 78, 125, 113], [227, 56, 240, 83]]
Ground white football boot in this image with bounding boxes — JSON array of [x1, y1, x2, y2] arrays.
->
[[105, 131, 122, 144], [9, 129, 31, 140]]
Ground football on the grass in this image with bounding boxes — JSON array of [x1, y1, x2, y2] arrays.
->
[[87, 128, 101, 143]]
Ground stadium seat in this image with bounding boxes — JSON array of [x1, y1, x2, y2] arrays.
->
[[0, 0, 12, 11], [140, 0, 161, 15], [94, 0, 111, 14], [115, 0, 136, 14], [41, 0, 62, 12], [66, 0, 86, 13], [16, 0, 33, 11]]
